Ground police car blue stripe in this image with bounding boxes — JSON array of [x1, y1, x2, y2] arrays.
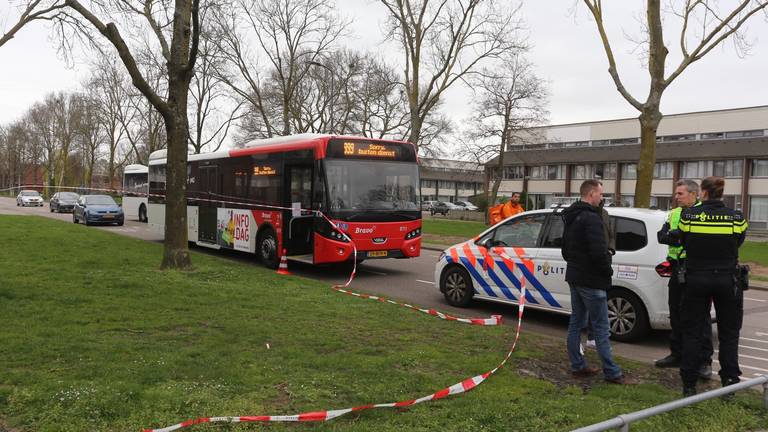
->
[[517, 264, 562, 308], [460, 257, 498, 298], [479, 260, 517, 301], [493, 260, 539, 305]]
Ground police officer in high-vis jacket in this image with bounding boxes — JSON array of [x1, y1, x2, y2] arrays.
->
[[677, 177, 748, 397], [655, 180, 713, 379]]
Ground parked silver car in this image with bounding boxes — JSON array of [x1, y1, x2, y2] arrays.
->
[[16, 190, 44, 207]]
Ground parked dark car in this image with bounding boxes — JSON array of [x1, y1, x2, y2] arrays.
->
[[73, 195, 124, 226], [50, 192, 80, 213], [430, 201, 450, 216]]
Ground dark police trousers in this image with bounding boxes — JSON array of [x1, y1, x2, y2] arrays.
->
[[680, 270, 743, 387], [668, 260, 713, 363]]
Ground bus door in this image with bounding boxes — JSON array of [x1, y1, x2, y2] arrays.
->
[[198, 165, 219, 244], [284, 164, 314, 255]]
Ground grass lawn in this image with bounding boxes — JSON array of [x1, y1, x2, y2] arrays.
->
[[740, 241, 768, 267], [1, 216, 767, 431], [421, 219, 487, 246]]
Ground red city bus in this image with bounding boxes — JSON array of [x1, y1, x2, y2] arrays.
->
[[148, 134, 422, 268]]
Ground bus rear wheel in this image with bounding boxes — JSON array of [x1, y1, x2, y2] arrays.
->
[[258, 228, 279, 269], [138, 204, 147, 223]]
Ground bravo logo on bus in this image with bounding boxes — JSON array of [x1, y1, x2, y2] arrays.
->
[[217, 209, 251, 252]]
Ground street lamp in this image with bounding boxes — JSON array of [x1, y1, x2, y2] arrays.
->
[[307, 60, 335, 133]]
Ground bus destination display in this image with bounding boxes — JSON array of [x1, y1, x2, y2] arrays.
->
[[327, 139, 416, 161]]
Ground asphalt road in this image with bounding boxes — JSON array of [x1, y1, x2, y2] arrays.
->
[[3, 196, 768, 381]]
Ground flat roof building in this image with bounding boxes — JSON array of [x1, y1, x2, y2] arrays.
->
[[486, 105, 768, 228], [420, 157, 484, 203]]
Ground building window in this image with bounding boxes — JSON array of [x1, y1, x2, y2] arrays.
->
[[421, 179, 436, 189], [713, 160, 743, 178], [438, 180, 454, 189], [573, 164, 587, 180], [653, 162, 674, 179], [681, 161, 713, 179], [621, 164, 637, 180], [595, 163, 617, 180], [722, 195, 743, 212], [564, 141, 590, 148], [504, 166, 524, 179], [752, 160, 768, 177], [609, 137, 638, 145], [726, 130, 764, 138], [750, 197, 768, 229], [660, 134, 696, 142], [547, 165, 566, 180], [592, 139, 610, 147], [701, 132, 724, 140]]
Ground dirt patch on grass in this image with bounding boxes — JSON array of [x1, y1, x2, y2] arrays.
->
[[513, 334, 721, 393]]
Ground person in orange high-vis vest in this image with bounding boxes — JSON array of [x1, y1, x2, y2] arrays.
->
[[489, 192, 525, 225]]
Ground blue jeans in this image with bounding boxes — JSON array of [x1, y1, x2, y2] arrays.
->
[[567, 284, 622, 379]]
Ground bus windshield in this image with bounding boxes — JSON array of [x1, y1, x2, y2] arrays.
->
[[324, 159, 420, 219]]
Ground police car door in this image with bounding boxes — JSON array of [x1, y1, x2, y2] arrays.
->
[[478, 213, 546, 304], [531, 213, 567, 311]]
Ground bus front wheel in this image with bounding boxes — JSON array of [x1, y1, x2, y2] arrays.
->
[[258, 228, 279, 269], [138, 204, 147, 223]]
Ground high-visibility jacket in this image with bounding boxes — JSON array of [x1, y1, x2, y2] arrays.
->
[[488, 201, 525, 225], [679, 200, 747, 271], [666, 201, 701, 260]]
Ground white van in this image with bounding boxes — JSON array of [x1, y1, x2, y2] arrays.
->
[[434, 207, 671, 341]]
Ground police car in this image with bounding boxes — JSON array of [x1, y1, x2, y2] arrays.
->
[[435, 207, 671, 341]]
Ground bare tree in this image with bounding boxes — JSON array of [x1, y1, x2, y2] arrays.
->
[[379, 0, 526, 153], [188, 35, 242, 153], [88, 56, 135, 188], [72, 93, 104, 188], [582, 0, 768, 208], [1, 0, 67, 48], [51, 92, 78, 187], [61, 0, 201, 269], [461, 54, 548, 209], [26, 99, 59, 191], [212, 0, 347, 138]]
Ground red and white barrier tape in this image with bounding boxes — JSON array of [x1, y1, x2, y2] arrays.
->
[[3, 185, 530, 430], [143, 249, 528, 432]]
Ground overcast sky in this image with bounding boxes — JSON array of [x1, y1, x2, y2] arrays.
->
[[1, 1, 767, 129]]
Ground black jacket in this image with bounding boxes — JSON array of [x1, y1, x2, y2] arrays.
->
[[679, 200, 747, 272], [561, 201, 613, 290]]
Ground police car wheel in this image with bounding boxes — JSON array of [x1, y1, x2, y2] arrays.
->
[[441, 266, 473, 307], [607, 288, 650, 342]]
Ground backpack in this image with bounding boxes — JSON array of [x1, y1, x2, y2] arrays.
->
[[488, 203, 504, 225]]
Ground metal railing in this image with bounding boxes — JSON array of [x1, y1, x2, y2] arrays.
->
[[572, 375, 768, 432]]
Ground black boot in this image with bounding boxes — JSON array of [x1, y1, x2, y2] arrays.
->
[[721, 377, 740, 401], [682, 386, 697, 397], [697, 364, 713, 380], [655, 354, 681, 368]]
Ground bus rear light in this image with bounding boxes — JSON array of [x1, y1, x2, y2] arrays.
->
[[655, 261, 673, 278]]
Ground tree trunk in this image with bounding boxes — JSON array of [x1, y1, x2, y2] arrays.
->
[[161, 82, 192, 270], [408, 110, 421, 148], [634, 107, 662, 208]]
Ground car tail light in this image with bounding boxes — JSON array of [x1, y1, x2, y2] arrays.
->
[[655, 261, 673, 278]]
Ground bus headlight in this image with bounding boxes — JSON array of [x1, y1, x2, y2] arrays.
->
[[405, 228, 421, 240]]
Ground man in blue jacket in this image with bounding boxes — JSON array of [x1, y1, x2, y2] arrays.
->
[[562, 179, 636, 385]]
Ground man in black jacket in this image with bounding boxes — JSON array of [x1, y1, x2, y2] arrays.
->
[[562, 180, 636, 385]]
